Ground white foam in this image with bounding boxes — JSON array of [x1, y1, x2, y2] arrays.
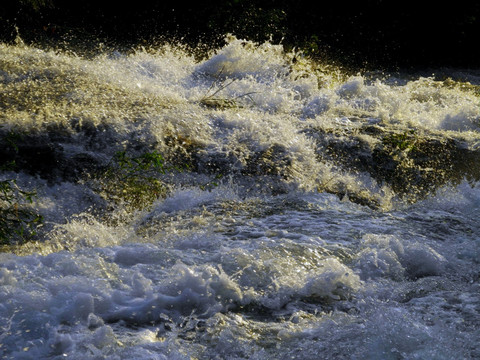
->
[[195, 36, 289, 80], [355, 234, 446, 280], [301, 258, 362, 301]]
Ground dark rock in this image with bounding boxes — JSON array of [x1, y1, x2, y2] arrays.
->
[[0, 130, 102, 184], [243, 144, 291, 178], [305, 124, 480, 203]]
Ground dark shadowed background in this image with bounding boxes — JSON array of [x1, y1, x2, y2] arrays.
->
[[2, 0, 480, 70]]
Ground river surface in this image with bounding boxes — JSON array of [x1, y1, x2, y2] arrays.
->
[[1, 37, 480, 359]]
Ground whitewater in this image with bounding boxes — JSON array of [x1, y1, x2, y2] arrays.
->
[[0, 36, 479, 359]]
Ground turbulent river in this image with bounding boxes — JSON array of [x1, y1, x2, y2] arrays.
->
[[1, 37, 480, 359]]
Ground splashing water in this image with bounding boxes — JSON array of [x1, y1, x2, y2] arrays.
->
[[1, 37, 480, 359]]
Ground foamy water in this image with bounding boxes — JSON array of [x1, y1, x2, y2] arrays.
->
[[1, 37, 480, 359]]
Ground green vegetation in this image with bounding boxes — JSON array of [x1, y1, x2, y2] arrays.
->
[[199, 174, 223, 192], [94, 149, 222, 213], [0, 129, 43, 246], [382, 130, 418, 153], [0, 178, 43, 245], [95, 150, 171, 211]]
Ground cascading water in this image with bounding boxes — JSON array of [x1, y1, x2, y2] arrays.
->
[[1, 37, 480, 359]]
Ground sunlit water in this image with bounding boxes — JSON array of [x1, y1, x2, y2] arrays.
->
[[1, 37, 480, 359]]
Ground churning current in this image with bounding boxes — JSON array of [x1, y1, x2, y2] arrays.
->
[[0, 37, 480, 359]]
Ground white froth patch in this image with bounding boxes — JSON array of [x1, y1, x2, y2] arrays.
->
[[113, 244, 172, 266], [355, 234, 446, 280], [0, 267, 17, 286], [302, 93, 333, 118], [195, 36, 288, 80], [37, 180, 105, 224], [440, 107, 480, 131], [105, 263, 246, 325], [91, 46, 195, 103], [304, 74, 480, 133], [142, 185, 239, 225], [301, 258, 362, 301], [150, 188, 217, 214], [45, 215, 129, 252], [0, 247, 245, 358], [336, 76, 365, 99], [422, 180, 480, 212], [362, 306, 466, 359], [210, 109, 324, 191], [219, 245, 361, 310], [396, 77, 480, 131]]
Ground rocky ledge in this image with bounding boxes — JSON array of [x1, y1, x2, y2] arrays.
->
[[304, 123, 480, 203], [1, 123, 480, 208]]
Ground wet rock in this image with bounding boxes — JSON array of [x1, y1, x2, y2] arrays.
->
[[305, 124, 480, 202], [0, 130, 102, 183], [243, 144, 291, 178], [0, 140, 59, 179], [3, 121, 480, 206]]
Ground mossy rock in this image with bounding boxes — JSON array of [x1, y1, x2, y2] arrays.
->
[[306, 124, 480, 203]]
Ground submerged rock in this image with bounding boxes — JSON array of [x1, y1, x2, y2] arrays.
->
[[2, 120, 480, 208], [305, 124, 480, 203]]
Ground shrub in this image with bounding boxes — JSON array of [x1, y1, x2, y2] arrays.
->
[[0, 178, 43, 245], [94, 150, 171, 212], [0, 129, 43, 246]]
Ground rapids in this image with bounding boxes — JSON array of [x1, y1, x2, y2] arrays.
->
[[0, 37, 479, 359]]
